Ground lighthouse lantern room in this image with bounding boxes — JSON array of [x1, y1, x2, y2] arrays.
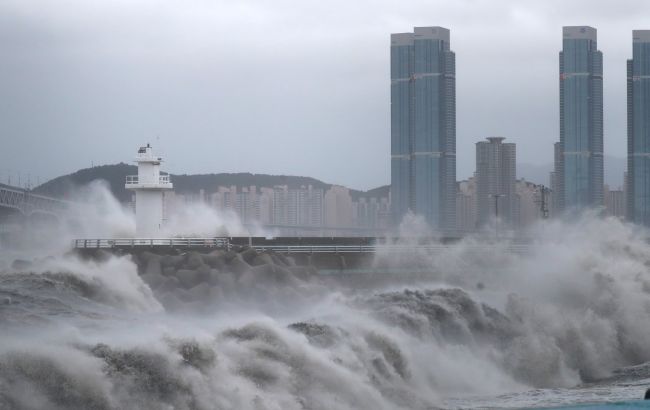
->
[[125, 144, 173, 237]]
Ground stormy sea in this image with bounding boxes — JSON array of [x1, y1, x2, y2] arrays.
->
[[2, 190, 650, 409]]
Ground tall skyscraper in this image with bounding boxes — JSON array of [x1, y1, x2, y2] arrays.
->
[[556, 26, 604, 212], [390, 26, 456, 233], [475, 137, 517, 228], [551, 141, 562, 214], [627, 30, 650, 225]]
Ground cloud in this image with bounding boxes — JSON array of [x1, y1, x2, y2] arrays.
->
[[0, 0, 647, 190]]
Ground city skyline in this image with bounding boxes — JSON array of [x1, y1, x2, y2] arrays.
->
[[1, 0, 649, 191]]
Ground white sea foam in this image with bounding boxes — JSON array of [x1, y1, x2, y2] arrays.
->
[[3, 186, 650, 409]]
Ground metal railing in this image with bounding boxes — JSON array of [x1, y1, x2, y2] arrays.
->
[[125, 175, 171, 185], [249, 244, 530, 255], [251, 245, 377, 253], [72, 238, 530, 255], [73, 237, 230, 249]]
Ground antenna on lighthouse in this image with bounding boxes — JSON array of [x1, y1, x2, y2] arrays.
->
[[125, 144, 173, 237]]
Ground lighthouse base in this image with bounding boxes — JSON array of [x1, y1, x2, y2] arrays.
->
[[134, 190, 166, 237]]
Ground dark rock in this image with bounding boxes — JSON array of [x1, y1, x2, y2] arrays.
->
[[201, 251, 225, 268], [158, 276, 181, 293], [251, 254, 274, 266], [141, 272, 166, 290], [270, 265, 299, 284], [221, 250, 238, 262], [290, 254, 309, 266], [240, 247, 258, 264], [176, 269, 200, 289], [216, 271, 237, 290], [249, 263, 273, 276], [229, 254, 251, 274], [139, 251, 159, 264], [92, 249, 114, 262], [195, 264, 211, 283], [162, 266, 176, 277], [270, 253, 290, 267], [188, 282, 211, 300], [144, 256, 162, 276], [161, 254, 184, 268], [185, 252, 204, 270]]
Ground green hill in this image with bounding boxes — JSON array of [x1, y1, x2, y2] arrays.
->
[[33, 164, 389, 202]]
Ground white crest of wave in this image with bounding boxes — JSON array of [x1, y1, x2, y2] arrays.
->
[[34, 254, 163, 313]]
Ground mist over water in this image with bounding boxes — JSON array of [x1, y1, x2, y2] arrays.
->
[[3, 184, 650, 409]]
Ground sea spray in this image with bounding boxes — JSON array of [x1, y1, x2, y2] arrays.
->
[[3, 215, 650, 408]]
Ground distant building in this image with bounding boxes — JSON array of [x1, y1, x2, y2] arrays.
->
[[627, 30, 650, 225], [516, 180, 545, 228], [296, 185, 324, 227], [324, 185, 353, 228], [456, 177, 477, 234], [556, 26, 604, 212], [210, 186, 274, 225], [475, 137, 516, 229], [551, 141, 562, 216], [166, 182, 391, 235], [353, 196, 390, 231], [390, 26, 456, 233], [604, 185, 625, 219], [272, 185, 323, 227]]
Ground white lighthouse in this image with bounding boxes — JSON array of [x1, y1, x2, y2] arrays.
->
[[125, 144, 173, 237]]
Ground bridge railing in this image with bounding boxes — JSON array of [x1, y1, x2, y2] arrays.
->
[[250, 245, 378, 253], [73, 237, 230, 249], [249, 244, 530, 254], [72, 238, 531, 255]]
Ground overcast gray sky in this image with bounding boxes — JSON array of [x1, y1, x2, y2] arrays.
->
[[0, 0, 647, 190]]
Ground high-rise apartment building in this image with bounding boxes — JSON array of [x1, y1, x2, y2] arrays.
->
[[456, 178, 477, 234], [390, 26, 456, 233], [604, 185, 626, 219], [627, 30, 650, 225], [475, 137, 517, 228], [551, 141, 562, 215], [556, 26, 604, 212], [323, 185, 353, 228], [272, 185, 323, 227]]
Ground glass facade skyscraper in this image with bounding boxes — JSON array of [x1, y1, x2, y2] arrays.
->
[[627, 30, 650, 225], [390, 27, 456, 233], [556, 26, 604, 212]]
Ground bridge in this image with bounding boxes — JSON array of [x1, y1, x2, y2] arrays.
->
[[0, 183, 68, 216], [0, 183, 69, 247]]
